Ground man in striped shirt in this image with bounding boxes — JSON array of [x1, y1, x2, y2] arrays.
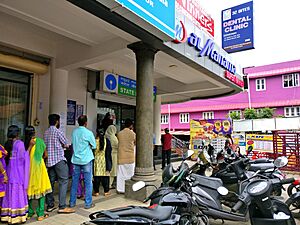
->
[[44, 114, 75, 214]]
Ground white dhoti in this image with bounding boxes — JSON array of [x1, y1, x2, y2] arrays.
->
[[117, 163, 135, 193]]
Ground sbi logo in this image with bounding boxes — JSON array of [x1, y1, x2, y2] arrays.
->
[[173, 20, 187, 43], [105, 74, 117, 91]]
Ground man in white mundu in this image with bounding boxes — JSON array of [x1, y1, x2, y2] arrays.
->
[[117, 119, 136, 193]]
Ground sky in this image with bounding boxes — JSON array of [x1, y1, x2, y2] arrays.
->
[[198, 0, 300, 68]]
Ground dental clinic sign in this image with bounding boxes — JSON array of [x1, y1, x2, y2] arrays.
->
[[115, 0, 175, 38], [222, 1, 254, 53]]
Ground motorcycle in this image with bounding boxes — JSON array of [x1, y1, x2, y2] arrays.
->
[[287, 178, 300, 197], [84, 150, 209, 225], [285, 178, 300, 218], [158, 157, 295, 224], [195, 144, 287, 196]]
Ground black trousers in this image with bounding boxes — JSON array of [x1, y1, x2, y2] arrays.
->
[[162, 149, 171, 169], [93, 176, 110, 193]]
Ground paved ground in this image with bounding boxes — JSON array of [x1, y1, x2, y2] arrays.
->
[[26, 162, 300, 225]]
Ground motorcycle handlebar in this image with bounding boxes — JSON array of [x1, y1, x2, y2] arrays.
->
[[231, 200, 244, 213], [280, 178, 295, 185]]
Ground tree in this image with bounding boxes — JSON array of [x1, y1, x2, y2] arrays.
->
[[244, 108, 257, 119], [229, 111, 241, 120], [257, 108, 274, 119]]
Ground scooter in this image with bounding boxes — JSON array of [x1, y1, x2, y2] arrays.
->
[[285, 178, 300, 218], [287, 178, 300, 196], [84, 152, 209, 225], [159, 157, 295, 224], [195, 145, 287, 196]]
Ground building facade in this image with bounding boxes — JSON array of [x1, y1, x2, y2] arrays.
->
[[161, 60, 300, 132]]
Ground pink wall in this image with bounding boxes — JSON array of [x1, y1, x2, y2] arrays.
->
[[161, 107, 286, 131], [161, 60, 300, 131], [249, 75, 300, 103]]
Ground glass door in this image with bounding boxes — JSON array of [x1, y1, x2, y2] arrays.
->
[[0, 67, 31, 144]]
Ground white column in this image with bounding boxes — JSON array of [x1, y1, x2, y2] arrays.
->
[[50, 68, 68, 134], [153, 95, 161, 145]]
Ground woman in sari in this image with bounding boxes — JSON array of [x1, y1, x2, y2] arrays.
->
[[0, 125, 30, 224], [105, 125, 118, 189], [0, 144, 8, 203], [25, 126, 52, 221]]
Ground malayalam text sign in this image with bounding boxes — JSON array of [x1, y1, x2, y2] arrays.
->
[[115, 0, 175, 38], [222, 1, 254, 53]]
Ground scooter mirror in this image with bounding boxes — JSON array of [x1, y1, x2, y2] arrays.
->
[[217, 186, 229, 196], [183, 150, 194, 160], [132, 181, 146, 192], [274, 156, 288, 168]]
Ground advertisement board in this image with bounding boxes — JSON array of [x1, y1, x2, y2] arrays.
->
[[115, 0, 175, 38], [222, 1, 254, 53], [67, 100, 76, 125], [190, 119, 232, 157], [176, 0, 214, 37], [246, 134, 273, 153]]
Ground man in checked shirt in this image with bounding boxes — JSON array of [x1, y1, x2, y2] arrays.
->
[[44, 114, 75, 214]]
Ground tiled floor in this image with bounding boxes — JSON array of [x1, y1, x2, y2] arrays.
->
[[26, 162, 300, 225]]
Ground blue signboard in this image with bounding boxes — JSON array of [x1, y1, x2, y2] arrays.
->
[[115, 0, 175, 38], [222, 1, 254, 53]]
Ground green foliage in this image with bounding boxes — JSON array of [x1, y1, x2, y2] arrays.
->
[[244, 108, 275, 119], [257, 108, 274, 119], [244, 108, 257, 119], [229, 111, 241, 120]]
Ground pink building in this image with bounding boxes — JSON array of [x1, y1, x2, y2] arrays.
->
[[161, 60, 300, 132]]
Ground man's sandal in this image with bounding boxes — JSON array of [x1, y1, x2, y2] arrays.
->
[[37, 214, 49, 221]]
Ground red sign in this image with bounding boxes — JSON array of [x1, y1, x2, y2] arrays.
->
[[225, 71, 244, 87], [176, 0, 214, 37]]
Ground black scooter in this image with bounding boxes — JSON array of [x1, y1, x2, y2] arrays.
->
[[84, 151, 208, 225], [195, 145, 286, 196], [153, 157, 295, 224]]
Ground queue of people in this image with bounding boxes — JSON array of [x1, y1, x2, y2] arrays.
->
[[0, 113, 136, 224]]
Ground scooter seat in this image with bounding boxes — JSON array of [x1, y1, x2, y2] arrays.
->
[[249, 163, 274, 172], [191, 174, 223, 190], [100, 205, 173, 221]]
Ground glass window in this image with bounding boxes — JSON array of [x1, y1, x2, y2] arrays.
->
[[256, 78, 266, 91], [202, 112, 214, 119], [284, 106, 300, 117], [161, 114, 169, 124], [0, 67, 31, 143], [179, 113, 189, 123], [283, 73, 300, 88]]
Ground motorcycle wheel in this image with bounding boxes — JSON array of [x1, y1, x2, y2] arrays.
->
[[286, 197, 300, 218], [287, 184, 300, 197]]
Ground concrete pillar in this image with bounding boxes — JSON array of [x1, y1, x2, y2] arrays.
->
[[49, 68, 68, 134], [129, 42, 158, 182], [153, 95, 162, 145], [125, 42, 159, 200]]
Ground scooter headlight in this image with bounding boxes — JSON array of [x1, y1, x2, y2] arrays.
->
[[247, 181, 269, 195]]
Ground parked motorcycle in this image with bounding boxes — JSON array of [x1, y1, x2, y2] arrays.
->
[[159, 157, 295, 224], [84, 150, 209, 225], [287, 178, 300, 197], [286, 178, 300, 218], [195, 145, 287, 196]]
